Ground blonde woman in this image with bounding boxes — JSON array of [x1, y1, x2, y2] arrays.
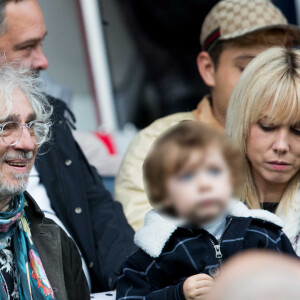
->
[[226, 47, 300, 255]]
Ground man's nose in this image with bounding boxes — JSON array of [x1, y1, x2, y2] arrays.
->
[[272, 128, 290, 155], [13, 127, 36, 152], [32, 46, 49, 71]]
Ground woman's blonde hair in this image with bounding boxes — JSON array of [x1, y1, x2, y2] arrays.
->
[[226, 47, 300, 213]]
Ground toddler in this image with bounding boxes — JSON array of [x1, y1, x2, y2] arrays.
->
[[117, 121, 296, 300]]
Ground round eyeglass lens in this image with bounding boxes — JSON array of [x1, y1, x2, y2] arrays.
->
[[30, 121, 49, 145], [2, 122, 22, 146]]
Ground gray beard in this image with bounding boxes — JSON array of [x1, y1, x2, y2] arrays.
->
[[31, 68, 40, 78], [0, 150, 33, 204], [0, 172, 29, 203]]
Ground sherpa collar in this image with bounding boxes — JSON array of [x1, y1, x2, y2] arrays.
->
[[134, 200, 283, 258], [277, 190, 300, 255]]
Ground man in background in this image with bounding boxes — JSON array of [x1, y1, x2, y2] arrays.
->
[[115, 0, 300, 231], [0, 0, 136, 292]]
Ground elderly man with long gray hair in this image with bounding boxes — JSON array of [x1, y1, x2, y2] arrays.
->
[[0, 64, 89, 300], [0, 0, 136, 292]]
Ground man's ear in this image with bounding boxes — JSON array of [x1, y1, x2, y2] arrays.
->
[[197, 51, 216, 87]]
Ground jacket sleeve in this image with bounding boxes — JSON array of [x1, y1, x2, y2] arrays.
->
[[114, 130, 154, 232], [116, 255, 185, 300], [62, 232, 90, 300], [76, 141, 137, 290]]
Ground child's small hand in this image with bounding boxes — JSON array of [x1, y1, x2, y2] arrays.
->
[[183, 274, 214, 300]]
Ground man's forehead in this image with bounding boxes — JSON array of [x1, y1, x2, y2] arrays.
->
[[5, 0, 46, 40], [0, 88, 35, 121]]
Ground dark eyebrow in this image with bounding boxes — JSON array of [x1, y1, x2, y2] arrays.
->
[[0, 113, 36, 123], [26, 113, 37, 122], [13, 31, 48, 51], [1, 114, 20, 123], [234, 55, 256, 64]]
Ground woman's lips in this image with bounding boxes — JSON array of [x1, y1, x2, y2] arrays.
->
[[267, 161, 291, 171]]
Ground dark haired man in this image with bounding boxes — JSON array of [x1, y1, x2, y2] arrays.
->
[[115, 0, 300, 231], [0, 0, 136, 293]]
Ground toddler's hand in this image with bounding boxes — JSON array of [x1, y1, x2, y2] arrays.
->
[[183, 274, 214, 300]]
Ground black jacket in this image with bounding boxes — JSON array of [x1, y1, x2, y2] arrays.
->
[[34, 97, 136, 292], [117, 203, 297, 300], [25, 192, 90, 300]]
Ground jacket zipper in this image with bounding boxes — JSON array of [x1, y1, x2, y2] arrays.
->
[[208, 218, 233, 265]]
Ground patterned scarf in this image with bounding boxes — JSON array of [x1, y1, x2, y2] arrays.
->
[[0, 193, 56, 300]]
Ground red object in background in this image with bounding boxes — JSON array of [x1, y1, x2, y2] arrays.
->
[[94, 132, 117, 155]]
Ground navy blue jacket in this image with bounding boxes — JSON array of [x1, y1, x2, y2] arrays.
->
[[34, 97, 136, 292], [117, 204, 297, 300]]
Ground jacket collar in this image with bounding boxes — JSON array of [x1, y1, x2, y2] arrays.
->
[[24, 191, 45, 223], [192, 95, 224, 131], [134, 199, 283, 258], [277, 189, 300, 254]]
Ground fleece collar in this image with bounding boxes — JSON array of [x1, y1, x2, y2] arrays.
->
[[277, 190, 300, 255], [134, 199, 283, 258]]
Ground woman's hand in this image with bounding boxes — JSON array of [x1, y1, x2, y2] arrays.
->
[[183, 274, 215, 300]]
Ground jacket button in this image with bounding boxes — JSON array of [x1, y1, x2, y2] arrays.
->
[[59, 120, 64, 125], [89, 262, 94, 268], [65, 159, 72, 166], [75, 207, 82, 214], [209, 266, 219, 277]]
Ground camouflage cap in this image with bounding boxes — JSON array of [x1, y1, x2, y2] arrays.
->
[[201, 0, 300, 51]]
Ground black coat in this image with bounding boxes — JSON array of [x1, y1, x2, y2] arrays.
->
[[25, 192, 90, 300], [117, 208, 297, 300], [34, 97, 136, 292]]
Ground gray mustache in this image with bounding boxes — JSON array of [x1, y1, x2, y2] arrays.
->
[[1, 151, 33, 162]]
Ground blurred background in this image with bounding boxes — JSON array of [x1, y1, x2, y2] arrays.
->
[[37, 0, 300, 181]]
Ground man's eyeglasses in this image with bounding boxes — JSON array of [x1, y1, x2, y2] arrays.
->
[[0, 120, 50, 146]]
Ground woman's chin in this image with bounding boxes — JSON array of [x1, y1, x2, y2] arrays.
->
[[263, 173, 294, 185]]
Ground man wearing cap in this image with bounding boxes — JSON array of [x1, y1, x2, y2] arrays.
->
[[115, 0, 300, 231]]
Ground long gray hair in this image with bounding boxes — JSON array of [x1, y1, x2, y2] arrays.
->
[[0, 63, 53, 145]]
